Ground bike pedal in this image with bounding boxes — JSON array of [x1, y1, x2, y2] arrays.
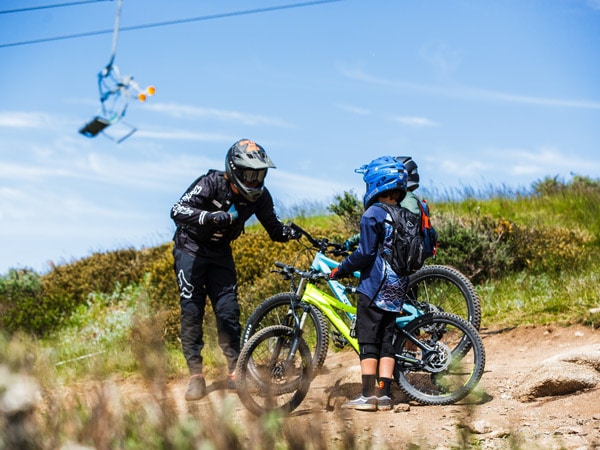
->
[[331, 330, 348, 349]]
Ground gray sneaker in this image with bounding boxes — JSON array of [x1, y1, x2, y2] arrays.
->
[[185, 375, 206, 401], [377, 395, 393, 411], [341, 395, 378, 411]]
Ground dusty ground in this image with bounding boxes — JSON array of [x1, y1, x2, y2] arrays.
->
[[131, 324, 600, 449]]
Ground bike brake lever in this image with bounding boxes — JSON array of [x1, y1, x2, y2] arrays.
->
[[330, 245, 349, 257], [344, 285, 358, 294], [271, 267, 293, 280]]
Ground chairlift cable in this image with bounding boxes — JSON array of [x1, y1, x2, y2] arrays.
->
[[0, 0, 111, 15], [0, 0, 346, 49]]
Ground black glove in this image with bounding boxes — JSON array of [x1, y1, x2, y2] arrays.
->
[[283, 225, 301, 241], [209, 211, 233, 226]]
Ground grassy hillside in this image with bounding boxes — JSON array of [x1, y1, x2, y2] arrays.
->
[[2, 175, 600, 336], [1, 175, 600, 448]]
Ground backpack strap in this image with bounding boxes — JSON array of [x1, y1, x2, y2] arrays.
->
[[374, 202, 397, 217], [417, 199, 431, 230], [373, 202, 397, 255]]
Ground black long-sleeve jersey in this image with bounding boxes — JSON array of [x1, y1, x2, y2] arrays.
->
[[171, 170, 289, 257]]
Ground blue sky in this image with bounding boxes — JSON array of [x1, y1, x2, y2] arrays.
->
[[1, 0, 600, 274]]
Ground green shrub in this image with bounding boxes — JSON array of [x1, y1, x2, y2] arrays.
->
[[328, 190, 362, 233], [3, 247, 166, 336], [431, 212, 593, 283], [508, 223, 592, 273], [0, 269, 46, 334], [431, 214, 515, 283], [143, 243, 180, 342]]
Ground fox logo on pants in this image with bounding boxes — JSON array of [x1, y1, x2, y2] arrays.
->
[[177, 270, 194, 298]]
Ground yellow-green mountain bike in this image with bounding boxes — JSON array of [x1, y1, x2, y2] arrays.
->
[[235, 223, 485, 416]]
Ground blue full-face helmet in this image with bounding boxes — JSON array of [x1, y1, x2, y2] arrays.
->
[[355, 156, 408, 208]]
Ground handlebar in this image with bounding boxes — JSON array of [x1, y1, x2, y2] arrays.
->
[[273, 261, 357, 295], [286, 222, 349, 257], [274, 260, 328, 282]]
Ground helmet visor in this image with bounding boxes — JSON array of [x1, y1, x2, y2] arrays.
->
[[238, 168, 267, 185]]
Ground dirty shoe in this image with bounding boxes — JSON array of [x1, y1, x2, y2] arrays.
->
[[185, 374, 206, 401], [341, 394, 378, 411], [376, 395, 393, 411]]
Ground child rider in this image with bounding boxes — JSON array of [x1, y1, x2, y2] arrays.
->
[[329, 155, 409, 411]]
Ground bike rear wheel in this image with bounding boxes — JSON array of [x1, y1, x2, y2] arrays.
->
[[235, 325, 313, 416], [407, 265, 481, 330], [242, 293, 330, 372], [394, 312, 485, 406]]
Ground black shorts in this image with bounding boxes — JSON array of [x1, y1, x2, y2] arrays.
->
[[355, 292, 397, 346]]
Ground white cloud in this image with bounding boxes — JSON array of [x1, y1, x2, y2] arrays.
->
[[0, 162, 73, 181], [435, 158, 489, 178], [267, 169, 351, 203], [145, 102, 293, 127], [0, 185, 141, 227], [507, 146, 600, 176], [135, 129, 235, 142], [587, 0, 600, 10], [341, 68, 600, 110], [336, 103, 372, 115], [419, 41, 463, 80], [390, 116, 437, 127], [426, 146, 600, 193], [0, 111, 53, 128]]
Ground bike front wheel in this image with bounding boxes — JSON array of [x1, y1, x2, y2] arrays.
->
[[407, 265, 481, 330], [394, 312, 485, 406], [242, 293, 330, 372], [235, 325, 314, 417]]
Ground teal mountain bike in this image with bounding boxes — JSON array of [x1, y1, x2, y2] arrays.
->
[[235, 223, 485, 416]]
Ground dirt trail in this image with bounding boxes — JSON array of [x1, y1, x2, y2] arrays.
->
[[131, 324, 600, 449]]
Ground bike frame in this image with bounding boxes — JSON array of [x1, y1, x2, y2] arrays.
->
[[297, 249, 428, 353]]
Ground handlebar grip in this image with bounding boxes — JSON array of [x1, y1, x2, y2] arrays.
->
[[228, 204, 238, 220], [274, 261, 287, 269]]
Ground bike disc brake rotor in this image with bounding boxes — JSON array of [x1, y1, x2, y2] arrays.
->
[[422, 341, 451, 373]]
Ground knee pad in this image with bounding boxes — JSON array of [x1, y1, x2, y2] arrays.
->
[[381, 341, 396, 359], [359, 344, 381, 361]]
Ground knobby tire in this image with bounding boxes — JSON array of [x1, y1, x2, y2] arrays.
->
[[242, 293, 330, 371], [394, 312, 485, 406], [235, 325, 313, 416], [407, 265, 481, 330]]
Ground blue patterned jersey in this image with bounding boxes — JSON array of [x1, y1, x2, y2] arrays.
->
[[337, 203, 408, 312]]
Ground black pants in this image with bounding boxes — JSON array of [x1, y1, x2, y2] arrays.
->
[[173, 246, 241, 375]]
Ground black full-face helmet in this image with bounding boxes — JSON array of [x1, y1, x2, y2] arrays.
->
[[396, 156, 419, 191], [225, 139, 276, 202]]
